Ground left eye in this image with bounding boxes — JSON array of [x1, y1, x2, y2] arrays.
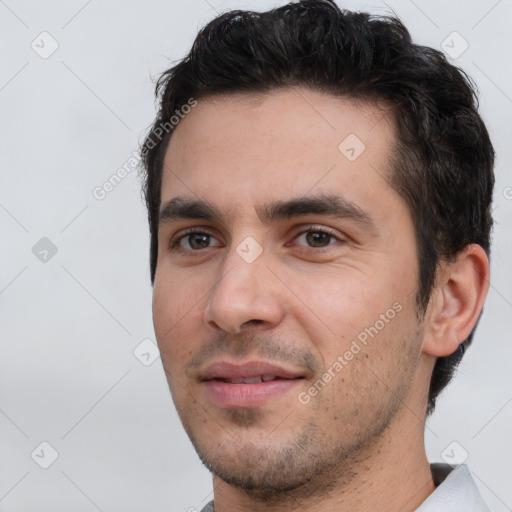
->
[[294, 229, 340, 248]]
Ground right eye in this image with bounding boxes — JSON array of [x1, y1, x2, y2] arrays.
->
[[170, 229, 223, 252]]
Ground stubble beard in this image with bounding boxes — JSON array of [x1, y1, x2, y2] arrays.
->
[[180, 372, 414, 505], [171, 325, 423, 505]]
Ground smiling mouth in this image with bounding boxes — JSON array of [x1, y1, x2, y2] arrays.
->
[[198, 360, 307, 407], [212, 375, 302, 384]]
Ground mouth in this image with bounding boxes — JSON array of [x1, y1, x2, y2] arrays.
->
[[212, 375, 298, 384], [200, 361, 306, 408]]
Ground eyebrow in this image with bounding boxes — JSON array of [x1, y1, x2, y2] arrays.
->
[[159, 193, 376, 231]]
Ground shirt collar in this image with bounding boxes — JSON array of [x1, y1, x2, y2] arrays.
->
[[415, 463, 490, 512]]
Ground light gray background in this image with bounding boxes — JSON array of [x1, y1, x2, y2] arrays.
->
[[0, 0, 511, 510]]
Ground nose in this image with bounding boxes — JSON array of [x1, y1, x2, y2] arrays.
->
[[203, 246, 286, 334]]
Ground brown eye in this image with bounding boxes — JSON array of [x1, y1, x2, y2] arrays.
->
[[295, 228, 340, 248], [171, 230, 221, 251], [305, 231, 332, 247], [186, 233, 211, 250]]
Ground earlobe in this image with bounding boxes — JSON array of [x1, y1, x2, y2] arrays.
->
[[423, 244, 490, 357]]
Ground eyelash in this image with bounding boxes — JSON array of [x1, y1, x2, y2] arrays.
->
[[169, 225, 343, 253]]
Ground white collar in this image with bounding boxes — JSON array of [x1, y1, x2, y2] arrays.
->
[[416, 464, 490, 511]]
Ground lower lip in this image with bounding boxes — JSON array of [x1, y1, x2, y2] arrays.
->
[[203, 379, 303, 408]]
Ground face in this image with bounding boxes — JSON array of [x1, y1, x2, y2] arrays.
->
[[153, 88, 426, 494]]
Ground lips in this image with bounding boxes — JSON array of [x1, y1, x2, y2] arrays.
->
[[200, 360, 305, 408], [219, 375, 283, 384], [201, 361, 304, 382]]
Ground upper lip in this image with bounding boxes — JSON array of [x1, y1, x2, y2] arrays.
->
[[200, 361, 305, 381]]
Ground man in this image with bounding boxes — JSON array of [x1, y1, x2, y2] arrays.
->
[[140, 1, 494, 510]]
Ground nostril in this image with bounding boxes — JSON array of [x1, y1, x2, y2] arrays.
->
[[245, 319, 264, 326]]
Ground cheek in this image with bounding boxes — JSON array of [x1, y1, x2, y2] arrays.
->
[[285, 262, 419, 380], [152, 271, 207, 361], [291, 270, 399, 340]]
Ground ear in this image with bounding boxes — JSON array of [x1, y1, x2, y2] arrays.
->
[[423, 244, 490, 357]]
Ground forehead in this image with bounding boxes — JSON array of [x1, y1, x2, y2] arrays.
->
[[160, 88, 398, 216]]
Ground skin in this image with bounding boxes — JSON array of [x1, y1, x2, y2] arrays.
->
[[152, 88, 490, 511]]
